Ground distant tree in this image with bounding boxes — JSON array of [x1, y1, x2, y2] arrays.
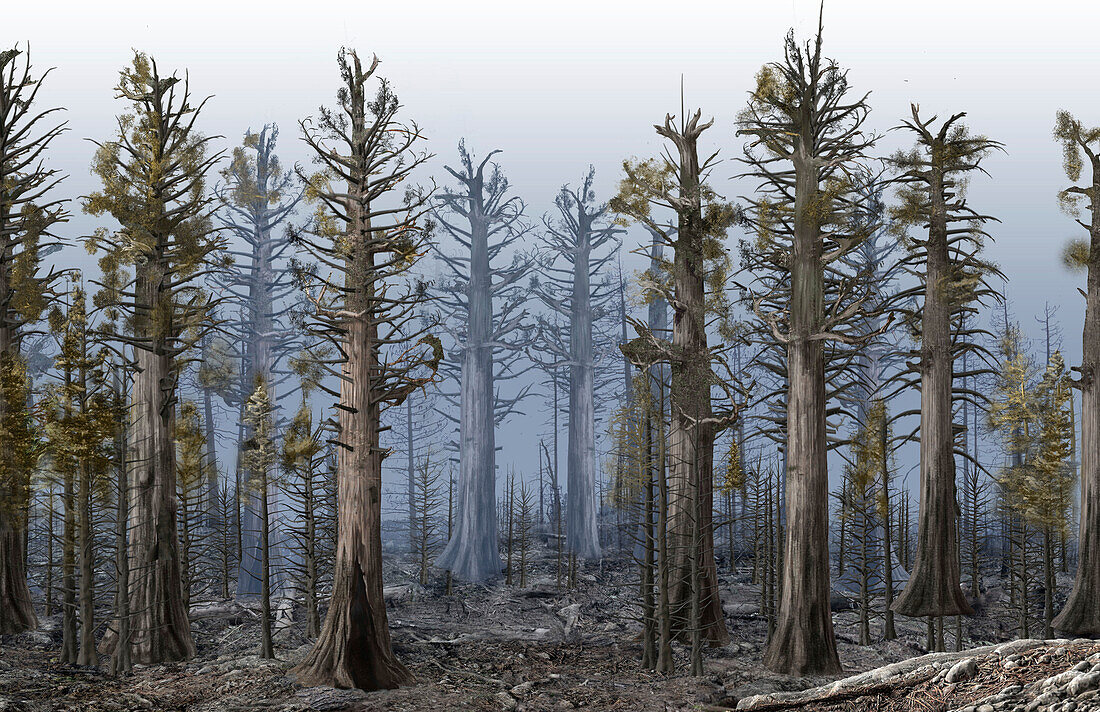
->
[[533, 167, 622, 560], [433, 143, 535, 582], [0, 44, 69, 636], [289, 49, 438, 690], [1052, 110, 1100, 636], [84, 51, 225, 663]]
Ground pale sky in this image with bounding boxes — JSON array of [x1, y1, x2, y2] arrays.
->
[[6, 0, 1099, 504]]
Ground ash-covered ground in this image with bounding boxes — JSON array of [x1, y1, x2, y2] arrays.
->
[[0, 542, 1094, 711]]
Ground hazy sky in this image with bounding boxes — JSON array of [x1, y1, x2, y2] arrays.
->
[[6, 0, 1099, 504]]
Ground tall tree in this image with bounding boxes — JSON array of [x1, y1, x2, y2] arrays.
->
[[737, 16, 876, 675], [214, 125, 301, 595], [1053, 111, 1100, 635], [289, 49, 439, 690], [0, 44, 68, 636], [84, 52, 224, 663], [612, 112, 740, 647], [889, 106, 1001, 625], [433, 143, 534, 582], [534, 167, 622, 559]]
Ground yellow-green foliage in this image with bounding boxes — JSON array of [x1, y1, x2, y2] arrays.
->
[[843, 399, 894, 524], [988, 328, 1076, 535], [41, 287, 120, 502], [0, 353, 39, 519], [1053, 110, 1100, 270], [281, 399, 322, 478], [83, 51, 221, 344], [242, 375, 279, 493], [175, 400, 207, 495]]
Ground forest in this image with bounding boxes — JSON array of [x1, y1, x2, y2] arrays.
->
[[3, 5, 1100, 712]]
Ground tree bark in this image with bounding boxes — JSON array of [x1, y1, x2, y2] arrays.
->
[[892, 166, 973, 619], [764, 131, 841, 677], [1055, 153, 1100, 635], [567, 224, 600, 559]]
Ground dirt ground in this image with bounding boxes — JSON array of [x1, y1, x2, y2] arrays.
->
[[0, 546, 1082, 711]]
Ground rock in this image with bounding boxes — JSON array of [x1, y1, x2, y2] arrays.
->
[[946, 658, 978, 683], [496, 691, 518, 710], [557, 604, 582, 638], [977, 705, 994, 712], [510, 681, 534, 697], [1068, 671, 1100, 696]]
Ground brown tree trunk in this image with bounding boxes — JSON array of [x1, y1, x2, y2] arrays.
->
[[77, 459, 96, 665], [121, 346, 195, 663], [661, 117, 728, 647], [1055, 155, 1100, 634], [892, 168, 972, 620], [292, 312, 411, 689], [764, 136, 841, 676], [0, 338, 36, 635]]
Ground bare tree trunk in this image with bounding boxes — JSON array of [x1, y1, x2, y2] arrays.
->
[[61, 448, 77, 663], [77, 458, 96, 665], [260, 471, 273, 659], [881, 417, 897, 641], [566, 235, 600, 559]]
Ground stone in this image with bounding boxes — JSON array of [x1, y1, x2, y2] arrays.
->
[[496, 691, 518, 710], [946, 658, 978, 683], [1068, 672, 1100, 696], [977, 705, 994, 712]]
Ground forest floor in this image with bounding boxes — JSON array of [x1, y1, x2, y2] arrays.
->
[[0, 545, 1094, 711]]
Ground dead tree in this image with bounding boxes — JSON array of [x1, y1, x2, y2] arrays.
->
[[289, 48, 438, 690], [532, 167, 622, 559], [85, 52, 225, 663], [432, 143, 534, 582], [0, 44, 68, 636]]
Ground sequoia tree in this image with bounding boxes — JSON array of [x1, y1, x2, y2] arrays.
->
[[290, 49, 439, 690], [534, 167, 622, 559], [0, 44, 68, 636], [738, 16, 876, 675], [1052, 110, 1100, 635], [85, 52, 224, 663], [890, 106, 1000, 623], [433, 143, 534, 582], [612, 111, 740, 648]]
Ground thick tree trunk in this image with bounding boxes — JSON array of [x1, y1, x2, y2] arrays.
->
[[292, 311, 411, 689], [567, 236, 600, 559], [123, 346, 195, 663], [893, 169, 972, 619], [1055, 158, 1100, 635], [436, 204, 500, 582], [665, 126, 727, 647], [764, 139, 841, 676], [0, 333, 36, 635]]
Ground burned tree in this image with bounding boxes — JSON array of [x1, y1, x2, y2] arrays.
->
[[84, 52, 224, 663], [289, 49, 439, 690], [612, 111, 740, 648], [1053, 111, 1100, 635], [533, 167, 622, 559], [433, 143, 534, 582], [737, 16, 877, 675], [213, 125, 301, 595], [0, 44, 68, 636], [890, 106, 1001, 624]]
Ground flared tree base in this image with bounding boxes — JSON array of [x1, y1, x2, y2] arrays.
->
[[763, 616, 842, 676], [294, 558, 412, 691], [1054, 585, 1100, 637]]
